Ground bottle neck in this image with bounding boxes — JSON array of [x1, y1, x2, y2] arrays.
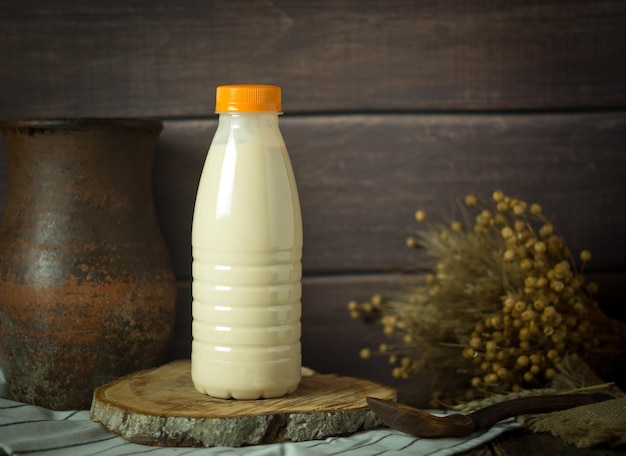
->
[[217, 112, 280, 117], [217, 112, 280, 129]]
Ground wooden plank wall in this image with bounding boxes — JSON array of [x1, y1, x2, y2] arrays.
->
[[1, 1, 625, 392]]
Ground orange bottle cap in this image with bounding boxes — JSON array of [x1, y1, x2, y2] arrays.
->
[[215, 84, 282, 113]]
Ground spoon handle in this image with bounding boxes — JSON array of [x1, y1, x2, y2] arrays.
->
[[469, 392, 613, 430]]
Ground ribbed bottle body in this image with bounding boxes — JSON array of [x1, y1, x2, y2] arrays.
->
[[191, 113, 302, 399]]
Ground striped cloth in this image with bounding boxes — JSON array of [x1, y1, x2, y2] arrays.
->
[[0, 370, 519, 456]]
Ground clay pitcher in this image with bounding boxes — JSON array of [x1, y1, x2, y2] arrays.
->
[[0, 118, 177, 410]]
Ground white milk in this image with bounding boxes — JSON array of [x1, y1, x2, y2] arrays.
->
[[191, 96, 303, 399]]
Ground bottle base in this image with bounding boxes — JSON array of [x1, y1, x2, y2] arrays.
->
[[191, 343, 302, 400], [193, 382, 299, 400]]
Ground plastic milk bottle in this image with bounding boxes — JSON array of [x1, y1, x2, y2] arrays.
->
[[191, 85, 303, 399]]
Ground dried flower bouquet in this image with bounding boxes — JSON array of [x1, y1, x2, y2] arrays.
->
[[350, 191, 626, 405]]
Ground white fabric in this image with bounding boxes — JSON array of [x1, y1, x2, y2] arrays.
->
[[0, 369, 519, 456]]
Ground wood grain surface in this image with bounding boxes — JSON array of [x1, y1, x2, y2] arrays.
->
[[152, 113, 626, 276], [90, 359, 396, 447], [1, 1, 625, 117]]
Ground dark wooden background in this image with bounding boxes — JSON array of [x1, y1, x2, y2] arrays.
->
[[1, 1, 625, 399]]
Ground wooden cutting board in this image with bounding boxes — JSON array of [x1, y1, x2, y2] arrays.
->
[[90, 359, 396, 447]]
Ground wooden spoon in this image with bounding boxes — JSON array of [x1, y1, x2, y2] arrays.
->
[[367, 393, 613, 438]]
